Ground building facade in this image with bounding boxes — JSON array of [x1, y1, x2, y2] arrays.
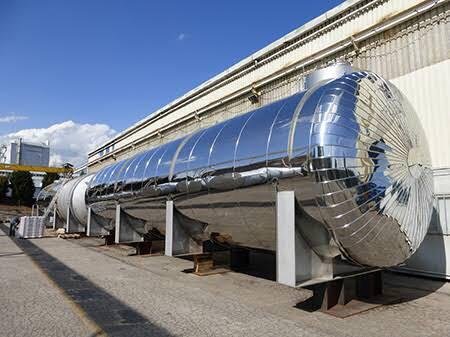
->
[[88, 0, 450, 172], [9, 139, 50, 167]]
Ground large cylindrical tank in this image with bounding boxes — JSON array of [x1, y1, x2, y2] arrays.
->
[[36, 180, 63, 206], [86, 65, 434, 268], [56, 174, 93, 225]]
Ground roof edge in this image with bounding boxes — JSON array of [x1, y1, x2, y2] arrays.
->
[[89, 0, 368, 155]]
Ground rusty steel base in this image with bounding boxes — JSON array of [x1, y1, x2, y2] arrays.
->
[[133, 240, 164, 256], [104, 234, 115, 246], [192, 253, 229, 276], [303, 271, 399, 318]]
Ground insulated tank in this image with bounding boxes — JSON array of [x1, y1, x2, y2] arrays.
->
[[56, 174, 93, 226], [86, 64, 434, 267], [36, 180, 63, 206]]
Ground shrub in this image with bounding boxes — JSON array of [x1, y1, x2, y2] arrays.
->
[[0, 175, 8, 201], [10, 171, 35, 205], [42, 172, 60, 188]]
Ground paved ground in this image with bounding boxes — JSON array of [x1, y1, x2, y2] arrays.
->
[[1, 224, 450, 337], [0, 226, 96, 337]]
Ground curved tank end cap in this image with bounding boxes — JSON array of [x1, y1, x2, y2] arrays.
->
[[303, 70, 433, 268], [304, 62, 357, 89]]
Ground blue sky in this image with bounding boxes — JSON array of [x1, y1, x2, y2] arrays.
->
[[0, 0, 344, 164]]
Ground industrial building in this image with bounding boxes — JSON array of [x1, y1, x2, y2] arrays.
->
[[8, 139, 50, 167], [84, 0, 450, 279], [88, 0, 449, 171], [0, 139, 52, 197]]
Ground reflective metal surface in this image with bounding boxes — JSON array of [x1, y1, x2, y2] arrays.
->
[[87, 66, 433, 267], [56, 174, 93, 226], [304, 61, 355, 89], [36, 180, 63, 206]]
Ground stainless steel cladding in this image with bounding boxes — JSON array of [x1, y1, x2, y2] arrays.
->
[[36, 180, 63, 206], [86, 67, 433, 268], [56, 174, 93, 225]]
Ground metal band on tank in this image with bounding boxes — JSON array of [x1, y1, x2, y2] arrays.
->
[[287, 78, 334, 161]]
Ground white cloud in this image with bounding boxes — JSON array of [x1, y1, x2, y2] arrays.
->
[[0, 113, 28, 123], [177, 33, 186, 41], [0, 120, 116, 167]]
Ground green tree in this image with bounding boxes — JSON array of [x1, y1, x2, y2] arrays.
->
[[0, 175, 9, 202], [42, 172, 60, 188], [10, 171, 35, 205]]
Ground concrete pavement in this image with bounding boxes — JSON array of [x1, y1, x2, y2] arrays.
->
[[1, 225, 450, 337]]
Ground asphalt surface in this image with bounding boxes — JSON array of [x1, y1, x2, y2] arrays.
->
[[1, 224, 450, 337]]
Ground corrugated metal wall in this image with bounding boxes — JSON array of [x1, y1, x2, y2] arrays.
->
[[391, 60, 450, 168], [355, 3, 450, 79], [93, 1, 450, 170]]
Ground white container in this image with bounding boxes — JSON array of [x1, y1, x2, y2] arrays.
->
[[16, 216, 45, 239]]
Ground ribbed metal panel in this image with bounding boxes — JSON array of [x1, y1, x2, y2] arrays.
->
[[354, 3, 450, 79], [88, 1, 450, 173], [205, 2, 450, 140], [391, 59, 450, 168]]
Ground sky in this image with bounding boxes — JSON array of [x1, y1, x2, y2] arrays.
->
[[0, 0, 345, 166]]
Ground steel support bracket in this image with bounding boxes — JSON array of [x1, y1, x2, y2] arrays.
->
[[165, 200, 202, 256], [86, 206, 109, 236], [276, 191, 333, 287], [114, 204, 143, 244]]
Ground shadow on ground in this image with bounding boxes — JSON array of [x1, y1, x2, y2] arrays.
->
[[0, 224, 173, 337], [210, 237, 448, 314]]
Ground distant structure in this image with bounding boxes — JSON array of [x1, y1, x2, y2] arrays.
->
[[4, 139, 51, 198], [73, 163, 88, 177], [9, 139, 50, 167], [0, 145, 6, 163]]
